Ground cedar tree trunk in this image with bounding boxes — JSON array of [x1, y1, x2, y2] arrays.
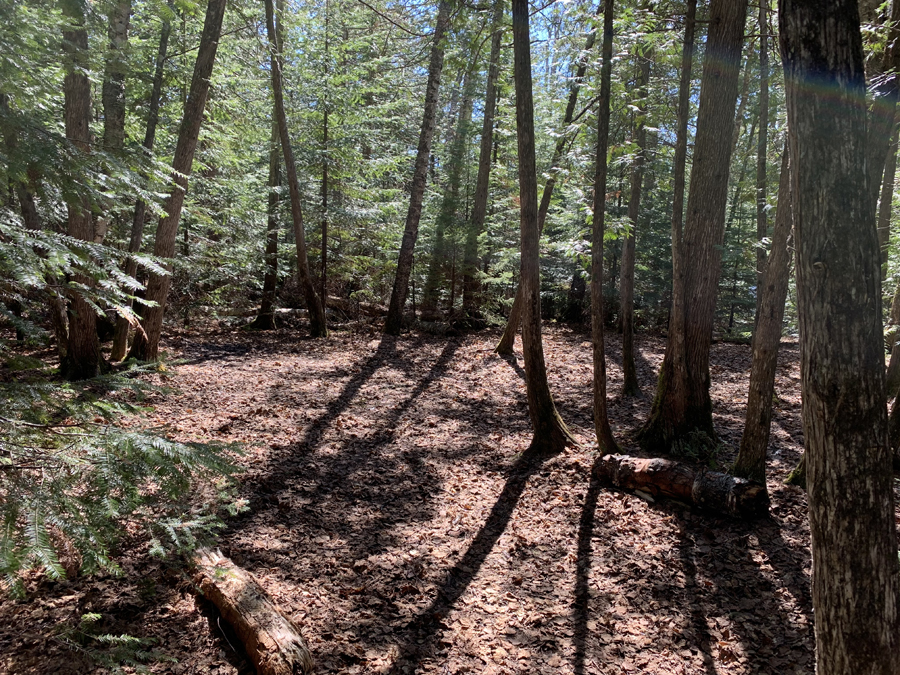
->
[[733, 146, 791, 486], [496, 21, 596, 354], [781, 1, 900, 673], [619, 50, 650, 397], [111, 8, 171, 360], [638, 0, 747, 454], [511, 0, 577, 453], [384, 0, 451, 335], [129, 0, 226, 360], [61, 0, 103, 380], [265, 0, 326, 338], [462, 0, 504, 316], [590, 0, 618, 453]]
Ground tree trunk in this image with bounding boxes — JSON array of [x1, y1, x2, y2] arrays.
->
[[619, 50, 650, 397], [589, 0, 618, 453], [878, 120, 898, 281], [384, 0, 451, 335], [110, 8, 171, 361], [867, 0, 900, 210], [61, 0, 103, 380], [101, 0, 131, 154], [733, 147, 791, 486], [638, 0, 747, 454], [754, 0, 769, 326], [594, 454, 768, 518], [511, 0, 577, 454], [249, 123, 281, 331], [422, 72, 474, 316], [780, 2, 900, 673], [496, 21, 597, 355], [194, 549, 314, 675], [265, 0, 326, 338], [462, 0, 504, 316], [128, 0, 227, 361], [885, 282, 900, 397]]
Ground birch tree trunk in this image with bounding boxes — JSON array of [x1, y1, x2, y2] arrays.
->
[[781, 1, 900, 672]]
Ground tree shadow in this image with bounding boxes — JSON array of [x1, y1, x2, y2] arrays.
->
[[387, 443, 550, 672], [572, 462, 603, 675], [500, 352, 526, 381]]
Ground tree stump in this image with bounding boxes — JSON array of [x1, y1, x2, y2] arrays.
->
[[194, 548, 314, 674], [594, 454, 768, 518]]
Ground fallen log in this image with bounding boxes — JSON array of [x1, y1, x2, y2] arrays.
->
[[194, 548, 314, 675], [594, 454, 768, 518]]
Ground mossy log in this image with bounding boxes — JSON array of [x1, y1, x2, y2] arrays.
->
[[594, 454, 768, 518], [194, 548, 314, 675]]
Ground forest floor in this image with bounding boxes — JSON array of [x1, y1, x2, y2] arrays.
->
[[0, 322, 830, 674]]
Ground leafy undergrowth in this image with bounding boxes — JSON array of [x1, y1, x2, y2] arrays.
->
[[0, 324, 829, 674]]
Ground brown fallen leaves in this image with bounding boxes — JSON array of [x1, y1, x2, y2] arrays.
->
[[0, 325, 836, 674]]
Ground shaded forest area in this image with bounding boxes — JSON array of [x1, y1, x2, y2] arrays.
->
[[2, 0, 900, 672]]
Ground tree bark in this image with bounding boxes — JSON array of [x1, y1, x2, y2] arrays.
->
[[462, 0, 504, 316], [638, 0, 747, 454], [885, 282, 900, 397], [780, 1, 900, 673], [754, 0, 769, 326], [194, 549, 313, 675], [511, 0, 577, 454], [878, 120, 899, 282], [589, 0, 618, 453], [128, 0, 227, 361], [619, 50, 651, 397], [265, 0, 326, 338], [867, 0, 900, 211], [384, 0, 451, 335], [249, 123, 281, 331], [733, 146, 791, 486], [496, 21, 596, 355], [61, 0, 103, 380], [594, 454, 768, 518], [111, 8, 171, 360], [101, 0, 131, 154]]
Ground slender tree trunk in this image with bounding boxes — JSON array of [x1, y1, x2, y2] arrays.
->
[[883, 281, 900, 396], [110, 8, 171, 360], [462, 0, 504, 316], [754, 0, 769, 326], [867, 0, 900, 210], [102, 0, 131, 154], [619, 51, 651, 397], [128, 0, 227, 360], [61, 0, 103, 380], [384, 0, 451, 335], [878, 120, 898, 281], [321, 108, 328, 308], [638, 0, 747, 454], [511, 0, 577, 453], [250, 122, 281, 331], [496, 21, 597, 354], [590, 0, 618, 453], [733, 146, 791, 486], [780, 2, 900, 673], [422, 73, 474, 316], [265, 0, 326, 338]]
